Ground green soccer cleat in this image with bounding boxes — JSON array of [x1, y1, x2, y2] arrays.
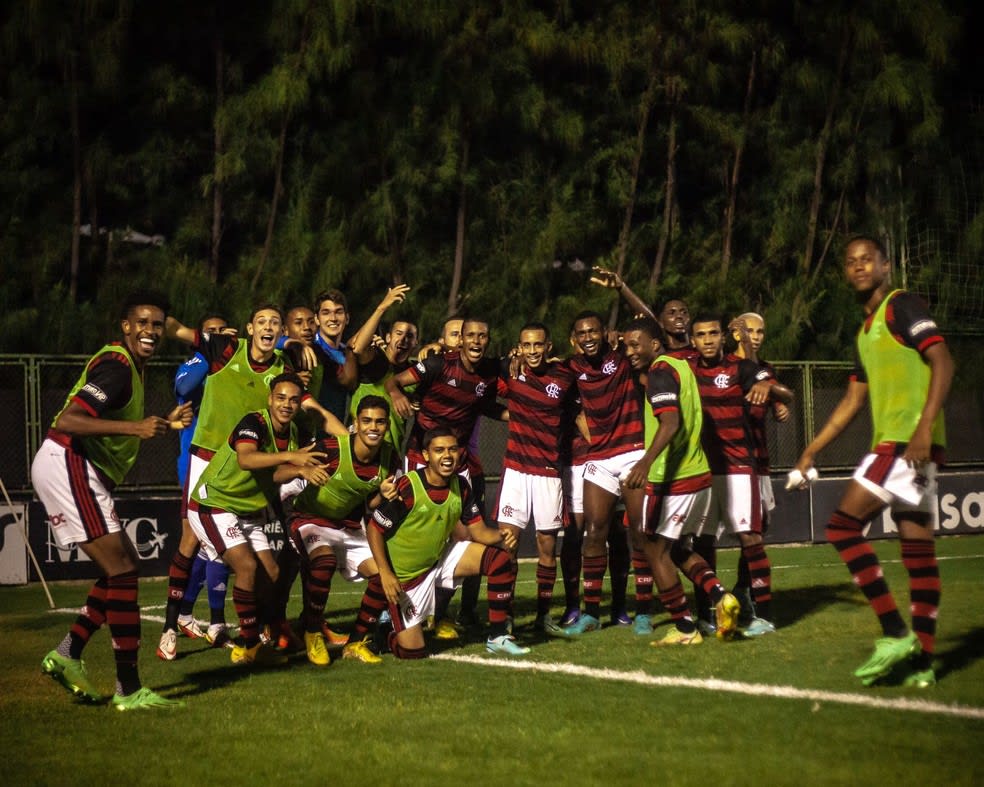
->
[[854, 632, 920, 683], [743, 617, 777, 638], [651, 627, 703, 647], [633, 614, 653, 636], [486, 634, 531, 656], [902, 666, 937, 688], [231, 640, 289, 667], [715, 593, 741, 640], [111, 686, 183, 711], [41, 651, 103, 703]]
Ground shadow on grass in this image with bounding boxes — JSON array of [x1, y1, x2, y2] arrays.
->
[[935, 626, 984, 681], [774, 582, 868, 628]]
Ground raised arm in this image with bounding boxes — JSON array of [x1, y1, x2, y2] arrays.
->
[[589, 265, 656, 320]]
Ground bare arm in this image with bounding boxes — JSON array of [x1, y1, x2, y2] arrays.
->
[[55, 401, 191, 440], [625, 410, 679, 489], [589, 266, 656, 320], [903, 342, 954, 466], [236, 441, 327, 472], [367, 522, 401, 606], [299, 398, 348, 436], [794, 380, 868, 474], [348, 285, 412, 362], [385, 366, 419, 419], [165, 316, 196, 346]]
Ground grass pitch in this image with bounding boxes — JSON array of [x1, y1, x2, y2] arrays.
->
[[2, 537, 983, 786]]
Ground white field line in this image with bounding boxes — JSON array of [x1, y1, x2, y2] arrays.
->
[[432, 653, 984, 721]]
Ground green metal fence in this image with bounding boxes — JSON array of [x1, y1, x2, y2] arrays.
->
[[1, 355, 981, 494]]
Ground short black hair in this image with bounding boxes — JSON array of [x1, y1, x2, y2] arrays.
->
[[249, 302, 285, 323], [624, 316, 665, 345], [519, 321, 550, 340], [689, 312, 723, 333], [269, 372, 306, 393], [422, 426, 457, 450], [570, 310, 604, 334], [355, 394, 391, 417], [121, 290, 170, 320], [197, 312, 228, 332], [314, 289, 348, 313], [845, 234, 888, 259]]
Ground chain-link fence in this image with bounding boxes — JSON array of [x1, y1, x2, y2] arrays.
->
[[1, 355, 981, 494]]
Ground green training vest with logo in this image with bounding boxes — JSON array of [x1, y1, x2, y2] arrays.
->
[[645, 354, 710, 484], [385, 472, 462, 582], [294, 433, 392, 519]]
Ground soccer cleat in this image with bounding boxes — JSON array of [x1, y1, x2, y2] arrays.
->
[[231, 640, 289, 666], [177, 616, 208, 639], [111, 686, 183, 711], [533, 615, 562, 635], [696, 608, 717, 637], [743, 617, 777, 637], [714, 593, 741, 640], [41, 651, 103, 703], [275, 621, 305, 653], [157, 629, 178, 661], [902, 666, 937, 688], [342, 638, 383, 664], [733, 586, 755, 627], [303, 631, 330, 666], [854, 632, 920, 682], [433, 618, 460, 640], [551, 613, 600, 639], [633, 614, 653, 636], [206, 624, 234, 649], [611, 610, 633, 627], [559, 608, 581, 627], [651, 627, 703, 647], [321, 621, 350, 648], [486, 634, 531, 656]]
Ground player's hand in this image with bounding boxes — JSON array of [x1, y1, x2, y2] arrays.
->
[[295, 369, 312, 387], [380, 571, 402, 606], [219, 327, 239, 336], [287, 444, 328, 466], [380, 475, 399, 501], [300, 344, 318, 371], [390, 390, 415, 420], [417, 341, 443, 360], [729, 317, 749, 339], [589, 265, 622, 291], [499, 527, 518, 552], [625, 460, 650, 490], [903, 424, 932, 467], [774, 402, 790, 422], [746, 380, 772, 405], [371, 334, 387, 351], [133, 415, 170, 439], [378, 284, 411, 312], [166, 402, 194, 430], [298, 464, 329, 486], [508, 350, 523, 379]]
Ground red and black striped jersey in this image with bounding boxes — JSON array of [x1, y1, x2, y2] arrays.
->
[[569, 345, 645, 461], [746, 359, 779, 474], [404, 352, 503, 472], [501, 361, 577, 477], [692, 353, 773, 474]]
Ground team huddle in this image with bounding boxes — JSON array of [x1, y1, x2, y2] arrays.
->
[[32, 235, 953, 710]]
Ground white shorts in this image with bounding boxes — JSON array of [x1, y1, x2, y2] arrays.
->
[[188, 505, 272, 560], [563, 463, 586, 515], [395, 540, 471, 630], [31, 438, 122, 547], [582, 449, 646, 496], [853, 454, 938, 514], [187, 453, 210, 504], [759, 474, 776, 515], [496, 468, 564, 532], [709, 472, 762, 537], [641, 487, 712, 540], [291, 520, 372, 581]]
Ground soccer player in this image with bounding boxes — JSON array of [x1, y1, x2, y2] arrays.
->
[[793, 235, 952, 687], [689, 313, 793, 635], [622, 317, 741, 644], [158, 304, 341, 660], [496, 323, 578, 631], [34, 291, 191, 710], [188, 373, 328, 665], [556, 310, 647, 636], [367, 428, 528, 658], [287, 395, 399, 666], [347, 284, 416, 453], [173, 314, 236, 647], [312, 289, 359, 422], [731, 312, 790, 634]]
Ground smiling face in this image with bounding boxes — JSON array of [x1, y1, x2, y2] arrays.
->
[[385, 321, 418, 364], [246, 308, 283, 360], [459, 320, 490, 368], [286, 307, 317, 345], [659, 300, 690, 339], [519, 328, 550, 370], [623, 328, 661, 371], [422, 434, 461, 485], [267, 380, 303, 431], [121, 305, 166, 365], [691, 320, 724, 362], [316, 299, 349, 345], [572, 316, 604, 359], [353, 406, 390, 454]]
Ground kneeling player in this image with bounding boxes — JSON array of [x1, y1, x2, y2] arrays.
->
[[368, 428, 529, 658], [188, 373, 327, 666], [287, 395, 398, 666], [623, 318, 740, 644]]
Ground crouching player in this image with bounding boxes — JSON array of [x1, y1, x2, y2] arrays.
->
[[622, 318, 741, 644], [188, 373, 328, 666], [367, 428, 529, 658], [287, 395, 399, 666]]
